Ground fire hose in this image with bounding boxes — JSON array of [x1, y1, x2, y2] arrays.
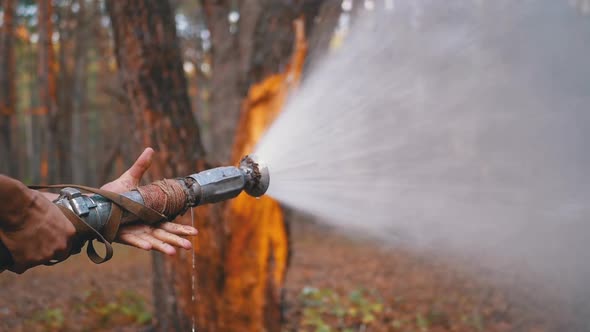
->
[[0, 155, 269, 270]]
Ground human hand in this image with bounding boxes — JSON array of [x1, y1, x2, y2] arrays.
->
[[101, 148, 198, 255], [0, 176, 76, 274]]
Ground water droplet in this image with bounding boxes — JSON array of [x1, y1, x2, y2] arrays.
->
[[385, 0, 395, 11], [364, 0, 375, 11], [190, 207, 196, 332], [200, 29, 211, 40], [228, 11, 240, 24], [341, 0, 353, 12]]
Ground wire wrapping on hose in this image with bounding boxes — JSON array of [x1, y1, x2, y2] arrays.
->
[[137, 179, 187, 218]]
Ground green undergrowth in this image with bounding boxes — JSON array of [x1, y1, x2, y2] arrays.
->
[[28, 290, 151, 331], [294, 286, 489, 332], [298, 286, 383, 332]]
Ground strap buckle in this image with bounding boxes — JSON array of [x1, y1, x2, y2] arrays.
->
[[58, 188, 97, 217]]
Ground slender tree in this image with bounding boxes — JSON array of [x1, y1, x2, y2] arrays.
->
[[0, 0, 16, 176], [54, 0, 77, 181], [200, 1, 242, 164], [37, 0, 58, 182], [68, 0, 91, 184], [105, 0, 205, 178]]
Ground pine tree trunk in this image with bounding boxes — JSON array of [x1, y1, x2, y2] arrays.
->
[[106, 1, 322, 330], [106, 0, 205, 178], [70, 0, 90, 184], [176, 1, 316, 330], [106, 1, 206, 329], [201, 1, 242, 164], [0, 0, 16, 176], [37, 0, 58, 183]]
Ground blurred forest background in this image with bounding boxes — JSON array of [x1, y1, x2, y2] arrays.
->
[[0, 0, 338, 184], [1, 0, 589, 184], [1, 0, 590, 331]]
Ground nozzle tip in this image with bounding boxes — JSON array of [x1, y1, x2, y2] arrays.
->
[[240, 154, 270, 197]]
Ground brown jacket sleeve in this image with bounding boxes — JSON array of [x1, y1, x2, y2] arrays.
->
[[0, 175, 54, 269], [0, 175, 36, 231], [0, 175, 79, 272], [0, 175, 36, 268]]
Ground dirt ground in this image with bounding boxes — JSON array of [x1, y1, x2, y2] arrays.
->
[[0, 221, 557, 332]]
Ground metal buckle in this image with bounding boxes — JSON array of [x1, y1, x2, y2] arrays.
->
[[60, 187, 90, 216]]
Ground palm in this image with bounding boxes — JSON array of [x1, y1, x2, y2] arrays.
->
[[100, 178, 136, 194], [100, 148, 197, 255]]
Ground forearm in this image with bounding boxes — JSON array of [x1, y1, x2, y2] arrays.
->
[[40, 192, 59, 202]]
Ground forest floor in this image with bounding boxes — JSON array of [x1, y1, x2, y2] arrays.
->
[[0, 221, 559, 332]]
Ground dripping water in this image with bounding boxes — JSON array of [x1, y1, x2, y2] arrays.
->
[[190, 207, 196, 332]]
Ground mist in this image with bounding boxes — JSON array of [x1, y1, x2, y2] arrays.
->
[[255, 0, 590, 325]]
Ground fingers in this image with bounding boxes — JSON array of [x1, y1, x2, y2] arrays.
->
[[158, 222, 198, 236], [115, 223, 197, 256], [151, 228, 192, 250], [139, 234, 177, 255], [124, 147, 154, 183], [117, 232, 152, 251], [99, 147, 155, 193]]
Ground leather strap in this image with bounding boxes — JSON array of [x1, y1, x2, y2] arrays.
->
[[28, 184, 167, 224], [27, 184, 167, 265], [56, 205, 114, 264]]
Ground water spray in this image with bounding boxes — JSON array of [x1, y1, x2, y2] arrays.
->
[[252, 1, 590, 327]]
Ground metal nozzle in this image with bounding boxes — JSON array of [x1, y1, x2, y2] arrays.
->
[[239, 154, 270, 197], [183, 154, 270, 207]]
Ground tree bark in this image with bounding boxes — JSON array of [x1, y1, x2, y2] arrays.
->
[[37, 0, 58, 183], [200, 1, 242, 164], [202, 0, 313, 164], [54, 0, 81, 182], [167, 1, 316, 330], [0, 0, 16, 176], [107, 1, 322, 331], [69, 0, 91, 184], [219, 17, 308, 331], [106, 0, 205, 178], [106, 2, 205, 329]]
